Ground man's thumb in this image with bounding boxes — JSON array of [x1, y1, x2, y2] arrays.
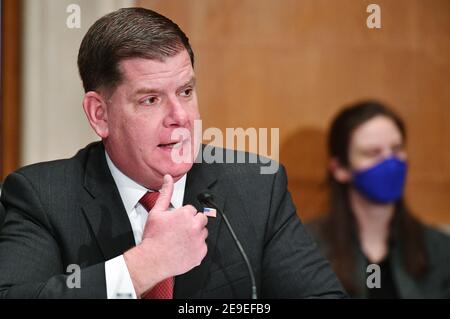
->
[[152, 174, 174, 211]]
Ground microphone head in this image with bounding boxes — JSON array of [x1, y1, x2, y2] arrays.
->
[[197, 191, 214, 205]]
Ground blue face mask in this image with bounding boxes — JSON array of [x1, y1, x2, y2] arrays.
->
[[352, 156, 407, 204]]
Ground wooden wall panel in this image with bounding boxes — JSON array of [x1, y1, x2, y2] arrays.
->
[[138, 0, 450, 225], [1, 0, 22, 180]]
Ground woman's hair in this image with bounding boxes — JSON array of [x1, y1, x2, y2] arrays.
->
[[321, 100, 428, 295]]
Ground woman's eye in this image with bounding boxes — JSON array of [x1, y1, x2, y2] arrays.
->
[[364, 149, 381, 157], [392, 144, 404, 154]]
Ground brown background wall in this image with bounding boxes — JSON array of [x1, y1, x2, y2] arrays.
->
[[1, 0, 440, 225], [0, 1, 447, 224], [1, 0, 22, 180], [138, 0, 449, 225]]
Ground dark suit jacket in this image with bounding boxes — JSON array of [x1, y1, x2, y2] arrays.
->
[[0, 200, 5, 227], [0, 142, 346, 298]]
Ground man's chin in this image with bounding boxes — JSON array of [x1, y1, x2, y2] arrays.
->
[[163, 162, 194, 180]]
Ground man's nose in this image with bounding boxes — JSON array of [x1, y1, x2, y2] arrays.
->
[[163, 96, 188, 127]]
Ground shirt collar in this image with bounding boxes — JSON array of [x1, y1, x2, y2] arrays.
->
[[105, 151, 187, 215]]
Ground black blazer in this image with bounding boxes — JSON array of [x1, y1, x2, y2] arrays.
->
[[0, 142, 346, 298], [307, 217, 450, 298]]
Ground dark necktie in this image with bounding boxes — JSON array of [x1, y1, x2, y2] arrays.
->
[[139, 191, 174, 299]]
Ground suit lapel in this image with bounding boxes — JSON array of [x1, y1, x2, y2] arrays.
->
[[81, 143, 135, 260], [174, 161, 225, 298]]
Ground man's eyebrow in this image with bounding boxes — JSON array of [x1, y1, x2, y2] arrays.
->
[[133, 87, 160, 96], [178, 77, 196, 90], [132, 77, 196, 96]]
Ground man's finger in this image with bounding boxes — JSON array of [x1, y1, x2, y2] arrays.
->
[[195, 212, 208, 227], [152, 174, 174, 212]]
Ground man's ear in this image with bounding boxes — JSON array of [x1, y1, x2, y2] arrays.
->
[[83, 91, 109, 138], [329, 157, 352, 183]]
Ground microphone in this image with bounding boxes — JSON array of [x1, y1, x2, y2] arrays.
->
[[197, 191, 258, 299]]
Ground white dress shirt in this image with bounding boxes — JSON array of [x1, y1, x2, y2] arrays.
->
[[104, 152, 187, 299]]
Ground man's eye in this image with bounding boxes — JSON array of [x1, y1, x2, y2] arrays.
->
[[143, 96, 158, 105], [181, 88, 193, 97]]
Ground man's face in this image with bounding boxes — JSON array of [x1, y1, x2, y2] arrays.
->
[[102, 50, 200, 190]]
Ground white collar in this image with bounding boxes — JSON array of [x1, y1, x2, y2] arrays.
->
[[105, 151, 187, 215]]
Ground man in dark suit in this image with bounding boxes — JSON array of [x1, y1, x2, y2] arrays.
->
[[0, 200, 5, 227], [0, 8, 345, 299]]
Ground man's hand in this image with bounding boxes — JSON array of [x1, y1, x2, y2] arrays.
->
[[124, 174, 208, 297]]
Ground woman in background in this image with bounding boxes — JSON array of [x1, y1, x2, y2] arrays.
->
[[307, 101, 450, 298]]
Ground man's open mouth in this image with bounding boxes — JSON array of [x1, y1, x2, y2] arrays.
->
[[157, 141, 184, 149]]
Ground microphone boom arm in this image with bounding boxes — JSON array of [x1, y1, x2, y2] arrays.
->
[[198, 192, 258, 299]]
